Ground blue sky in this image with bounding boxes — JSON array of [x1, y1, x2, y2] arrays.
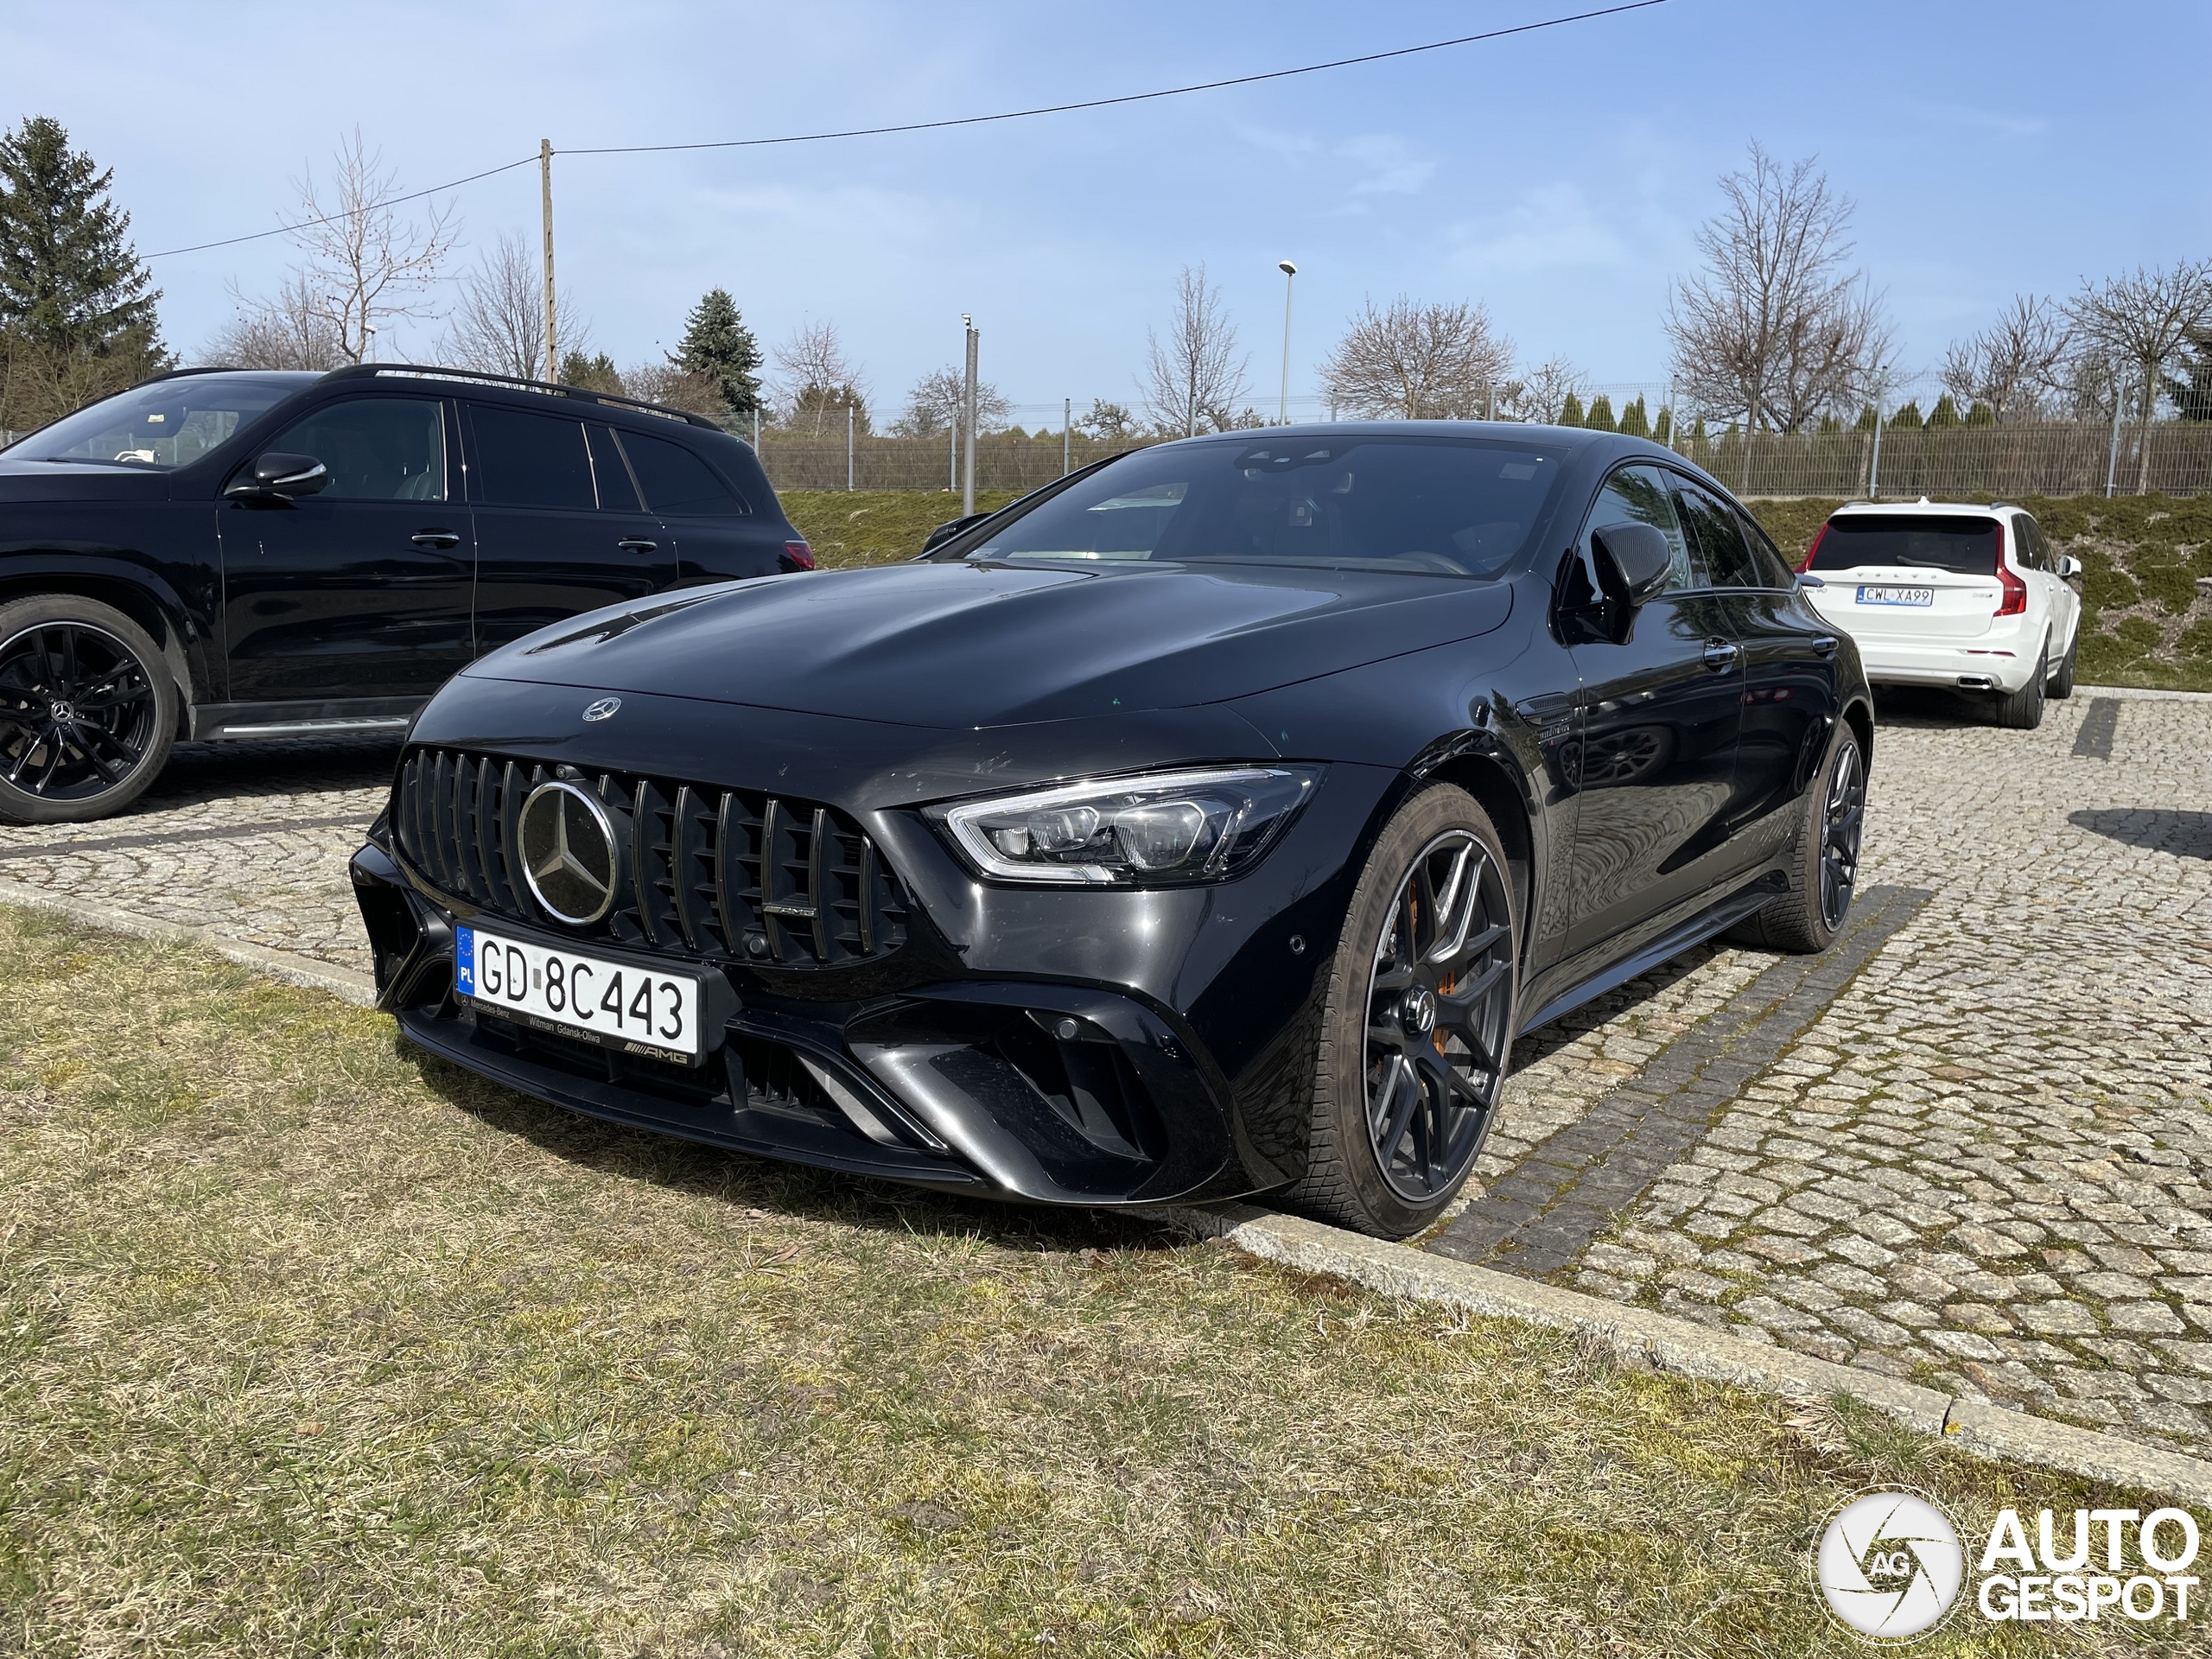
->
[[3, 0, 2206, 418]]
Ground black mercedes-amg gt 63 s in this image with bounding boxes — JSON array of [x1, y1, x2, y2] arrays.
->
[[353, 423, 1871, 1238]]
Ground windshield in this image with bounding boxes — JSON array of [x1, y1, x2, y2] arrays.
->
[[1811, 515, 2000, 575], [964, 435, 1566, 578], [7, 373, 309, 469]]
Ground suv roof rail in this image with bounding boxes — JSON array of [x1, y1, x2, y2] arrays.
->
[[318, 362, 721, 429], [133, 365, 263, 385]]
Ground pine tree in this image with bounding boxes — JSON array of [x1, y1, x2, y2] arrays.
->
[[560, 349, 623, 394], [1618, 394, 1649, 436], [1652, 406, 1672, 446], [1927, 393, 1961, 429], [1854, 404, 1879, 431], [1817, 411, 1842, 435], [0, 116, 162, 359], [1887, 399, 1923, 429], [1965, 400, 1997, 427], [2161, 331, 2212, 421], [1584, 393, 1617, 431], [1557, 391, 1585, 427], [670, 288, 762, 414]]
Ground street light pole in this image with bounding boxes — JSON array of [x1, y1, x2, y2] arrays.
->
[[962, 315, 979, 518], [1277, 260, 1297, 424]]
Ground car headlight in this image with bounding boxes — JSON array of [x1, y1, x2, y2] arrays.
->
[[933, 766, 1323, 886]]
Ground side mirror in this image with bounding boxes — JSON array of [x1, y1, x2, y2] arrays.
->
[[226, 451, 329, 499], [921, 512, 992, 555], [2058, 554, 2082, 581], [1591, 522, 1673, 609]]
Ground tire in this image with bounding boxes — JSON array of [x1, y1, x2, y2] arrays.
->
[[1993, 642, 2047, 729], [2047, 629, 2077, 700], [1279, 784, 1519, 1239], [1727, 721, 1866, 956], [0, 594, 178, 825]]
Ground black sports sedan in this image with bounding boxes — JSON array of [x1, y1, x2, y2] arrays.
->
[[352, 423, 1871, 1238]]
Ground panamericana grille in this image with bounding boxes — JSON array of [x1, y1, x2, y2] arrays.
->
[[394, 747, 908, 969]]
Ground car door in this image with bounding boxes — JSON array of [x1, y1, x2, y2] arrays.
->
[[218, 394, 474, 702], [1562, 462, 1745, 959], [2018, 513, 2078, 657], [614, 426, 788, 584], [465, 403, 678, 655], [1705, 493, 1843, 870]]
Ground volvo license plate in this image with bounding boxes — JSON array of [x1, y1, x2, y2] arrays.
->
[[456, 926, 705, 1059], [1855, 585, 1934, 607]]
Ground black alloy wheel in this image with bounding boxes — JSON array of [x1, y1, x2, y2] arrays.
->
[[0, 596, 175, 824], [1284, 784, 1519, 1238], [1817, 735, 1866, 931], [1363, 830, 1516, 1204]]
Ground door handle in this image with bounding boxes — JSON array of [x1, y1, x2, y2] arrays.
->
[[618, 537, 658, 553], [1811, 634, 1840, 657], [410, 530, 461, 550], [1702, 639, 1740, 671]]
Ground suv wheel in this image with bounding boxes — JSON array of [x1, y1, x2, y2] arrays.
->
[[0, 594, 177, 824], [1282, 785, 1518, 1239], [2047, 631, 2077, 700], [1993, 642, 2048, 730]]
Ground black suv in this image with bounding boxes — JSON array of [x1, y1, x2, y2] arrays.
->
[[0, 364, 810, 823]]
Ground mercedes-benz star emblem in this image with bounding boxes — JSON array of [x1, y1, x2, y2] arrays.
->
[[582, 696, 621, 722], [516, 781, 621, 925]]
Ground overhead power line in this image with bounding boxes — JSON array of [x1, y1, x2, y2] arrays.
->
[[143, 1, 1668, 261]]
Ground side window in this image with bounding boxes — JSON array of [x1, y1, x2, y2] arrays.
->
[[264, 397, 445, 501], [1583, 464, 1696, 592], [1673, 479, 1762, 588], [586, 425, 641, 512], [467, 404, 595, 510], [2018, 517, 2047, 572], [618, 430, 750, 516], [1732, 505, 1797, 588]]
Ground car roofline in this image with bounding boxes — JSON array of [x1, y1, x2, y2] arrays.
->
[[315, 362, 724, 430]]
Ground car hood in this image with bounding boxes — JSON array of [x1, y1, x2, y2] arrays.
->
[[0, 459, 171, 502], [461, 558, 1515, 728]]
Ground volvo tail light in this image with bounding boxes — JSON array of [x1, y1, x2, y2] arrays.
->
[[1798, 523, 1830, 573], [1993, 523, 2027, 615], [782, 540, 817, 571]]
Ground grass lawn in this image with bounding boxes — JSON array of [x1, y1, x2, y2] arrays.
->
[[0, 904, 2159, 1656], [781, 487, 2212, 694]]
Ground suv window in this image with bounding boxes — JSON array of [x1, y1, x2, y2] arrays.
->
[[1809, 515, 2001, 575], [266, 397, 446, 500], [468, 404, 595, 510], [2016, 515, 2047, 571], [618, 430, 749, 516], [1584, 464, 1695, 592], [585, 425, 641, 512], [1671, 478, 1762, 588]]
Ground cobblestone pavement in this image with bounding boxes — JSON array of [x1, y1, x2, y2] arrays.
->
[[4, 693, 2210, 1457], [0, 737, 396, 976]]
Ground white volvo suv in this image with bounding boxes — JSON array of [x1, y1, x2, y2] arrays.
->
[[1796, 500, 2082, 729]]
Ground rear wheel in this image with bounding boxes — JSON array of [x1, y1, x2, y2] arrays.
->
[[1993, 642, 2047, 729], [2047, 630, 2077, 700], [0, 595, 176, 824], [1728, 721, 1866, 955], [1281, 785, 1518, 1239]]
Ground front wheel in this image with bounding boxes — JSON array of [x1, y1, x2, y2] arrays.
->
[[0, 594, 177, 825], [2047, 630, 2077, 700], [1993, 643, 2047, 729], [1729, 721, 1866, 955], [1281, 785, 1518, 1238]]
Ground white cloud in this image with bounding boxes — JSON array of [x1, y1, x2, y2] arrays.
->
[[1447, 184, 1630, 275]]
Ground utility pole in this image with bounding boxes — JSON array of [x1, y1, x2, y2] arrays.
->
[[1063, 397, 1071, 477], [962, 315, 979, 517], [1276, 261, 1297, 424], [539, 139, 557, 382]]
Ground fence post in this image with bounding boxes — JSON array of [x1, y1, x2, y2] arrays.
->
[[962, 318, 979, 517], [846, 403, 855, 491], [1063, 397, 1071, 477], [751, 407, 760, 450], [2105, 370, 2126, 498], [1866, 400, 1886, 499], [949, 418, 957, 493]]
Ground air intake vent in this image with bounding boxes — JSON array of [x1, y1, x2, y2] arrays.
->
[[392, 747, 908, 970]]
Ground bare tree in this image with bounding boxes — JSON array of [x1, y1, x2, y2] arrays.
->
[[203, 273, 346, 370], [278, 129, 459, 362], [1319, 296, 1513, 419], [442, 232, 587, 379], [622, 359, 724, 416], [894, 364, 1009, 437], [1665, 143, 1892, 434], [771, 321, 864, 435], [1492, 357, 1584, 424], [1079, 398, 1136, 441], [2064, 261, 2212, 491], [1940, 295, 2072, 422], [1140, 264, 1248, 436]]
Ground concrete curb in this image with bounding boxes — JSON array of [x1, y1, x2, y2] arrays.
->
[[2074, 683, 2212, 703], [1167, 1203, 2212, 1509], [0, 879, 377, 1008]]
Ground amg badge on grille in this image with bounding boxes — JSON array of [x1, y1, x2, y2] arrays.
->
[[517, 781, 621, 924], [582, 696, 621, 722]]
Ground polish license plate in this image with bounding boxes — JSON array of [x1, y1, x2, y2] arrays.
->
[[456, 925, 704, 1059], [1855, 585, 1934, 607]]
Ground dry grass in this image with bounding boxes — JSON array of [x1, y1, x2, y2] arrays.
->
[[779, 491, 1020, 569], [0, 903, 2160, 1656]]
